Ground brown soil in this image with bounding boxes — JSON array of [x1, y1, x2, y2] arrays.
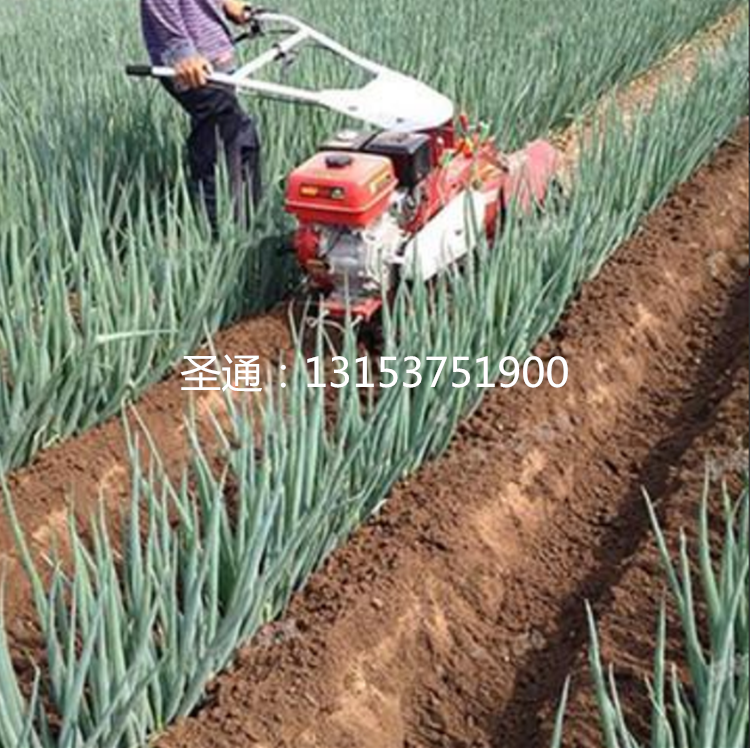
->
[[149, 122, 749, 748]]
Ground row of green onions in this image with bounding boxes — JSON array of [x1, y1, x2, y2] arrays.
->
[[547, 473, 748, 748], [581, 474, 748, 748]]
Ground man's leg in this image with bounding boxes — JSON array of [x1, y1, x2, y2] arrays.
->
[[227, 107, 263, 226], [164, 82, 262, 227]]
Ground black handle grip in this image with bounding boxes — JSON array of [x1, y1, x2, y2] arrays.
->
[[126, 65, 155, 78]]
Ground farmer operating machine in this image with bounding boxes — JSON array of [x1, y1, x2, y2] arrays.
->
[[128, 10, 561, 321]]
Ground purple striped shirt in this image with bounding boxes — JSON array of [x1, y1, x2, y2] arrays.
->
[[141, 0, 234, 66]]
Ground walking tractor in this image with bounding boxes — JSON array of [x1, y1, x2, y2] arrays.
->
[[127, 10, 561, 322]]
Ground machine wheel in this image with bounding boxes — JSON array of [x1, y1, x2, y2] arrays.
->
[[493, 187, 509, 238]]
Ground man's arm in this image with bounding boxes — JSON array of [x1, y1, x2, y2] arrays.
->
[[142, 0, 214, 88], [142, 0, 251, 89], [143, 0, 198, 65]]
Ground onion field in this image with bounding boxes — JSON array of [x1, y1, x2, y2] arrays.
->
[[0, 0, 743, 469], [0, 1, 748, 747]]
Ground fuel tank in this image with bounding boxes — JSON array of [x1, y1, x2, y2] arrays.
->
[[286, 152, 397, 228]]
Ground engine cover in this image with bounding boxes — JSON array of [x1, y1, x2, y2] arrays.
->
[[364, 131, 433, 189], [319, 214, 404, 302], [285, 152, 397, 228]]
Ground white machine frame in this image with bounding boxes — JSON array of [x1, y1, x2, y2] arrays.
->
[[134, 11, 454, 132]]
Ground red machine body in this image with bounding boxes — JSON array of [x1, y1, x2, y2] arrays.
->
[[286, 152, 398, 228], [285, 117, 560, 320]]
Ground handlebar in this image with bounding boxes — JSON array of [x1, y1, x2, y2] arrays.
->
[[125, 65, 155, 78], [234, 5, 266, 42], [124, 10, 455, 132]]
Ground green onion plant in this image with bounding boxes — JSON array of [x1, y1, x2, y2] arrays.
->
[[587, 472, 749, 748]]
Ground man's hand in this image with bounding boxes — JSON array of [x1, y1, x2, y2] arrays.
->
[[175, 55, 213, 89], [224, 1, 252, 25]]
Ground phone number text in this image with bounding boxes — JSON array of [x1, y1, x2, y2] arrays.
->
[[306, 356, 568, 389]]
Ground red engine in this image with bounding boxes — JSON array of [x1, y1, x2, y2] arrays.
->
[[285, 119, 560, 320], [286, 151, 398, 228]]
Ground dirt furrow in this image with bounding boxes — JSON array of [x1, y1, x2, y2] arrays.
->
[[152, 122, 749, 748], [559, 327, 748, 747]]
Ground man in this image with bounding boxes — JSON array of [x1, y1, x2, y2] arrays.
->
[[141, 0, 262, 226]]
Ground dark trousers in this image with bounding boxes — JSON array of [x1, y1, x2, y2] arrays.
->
[[164, 81, 262, 228]]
